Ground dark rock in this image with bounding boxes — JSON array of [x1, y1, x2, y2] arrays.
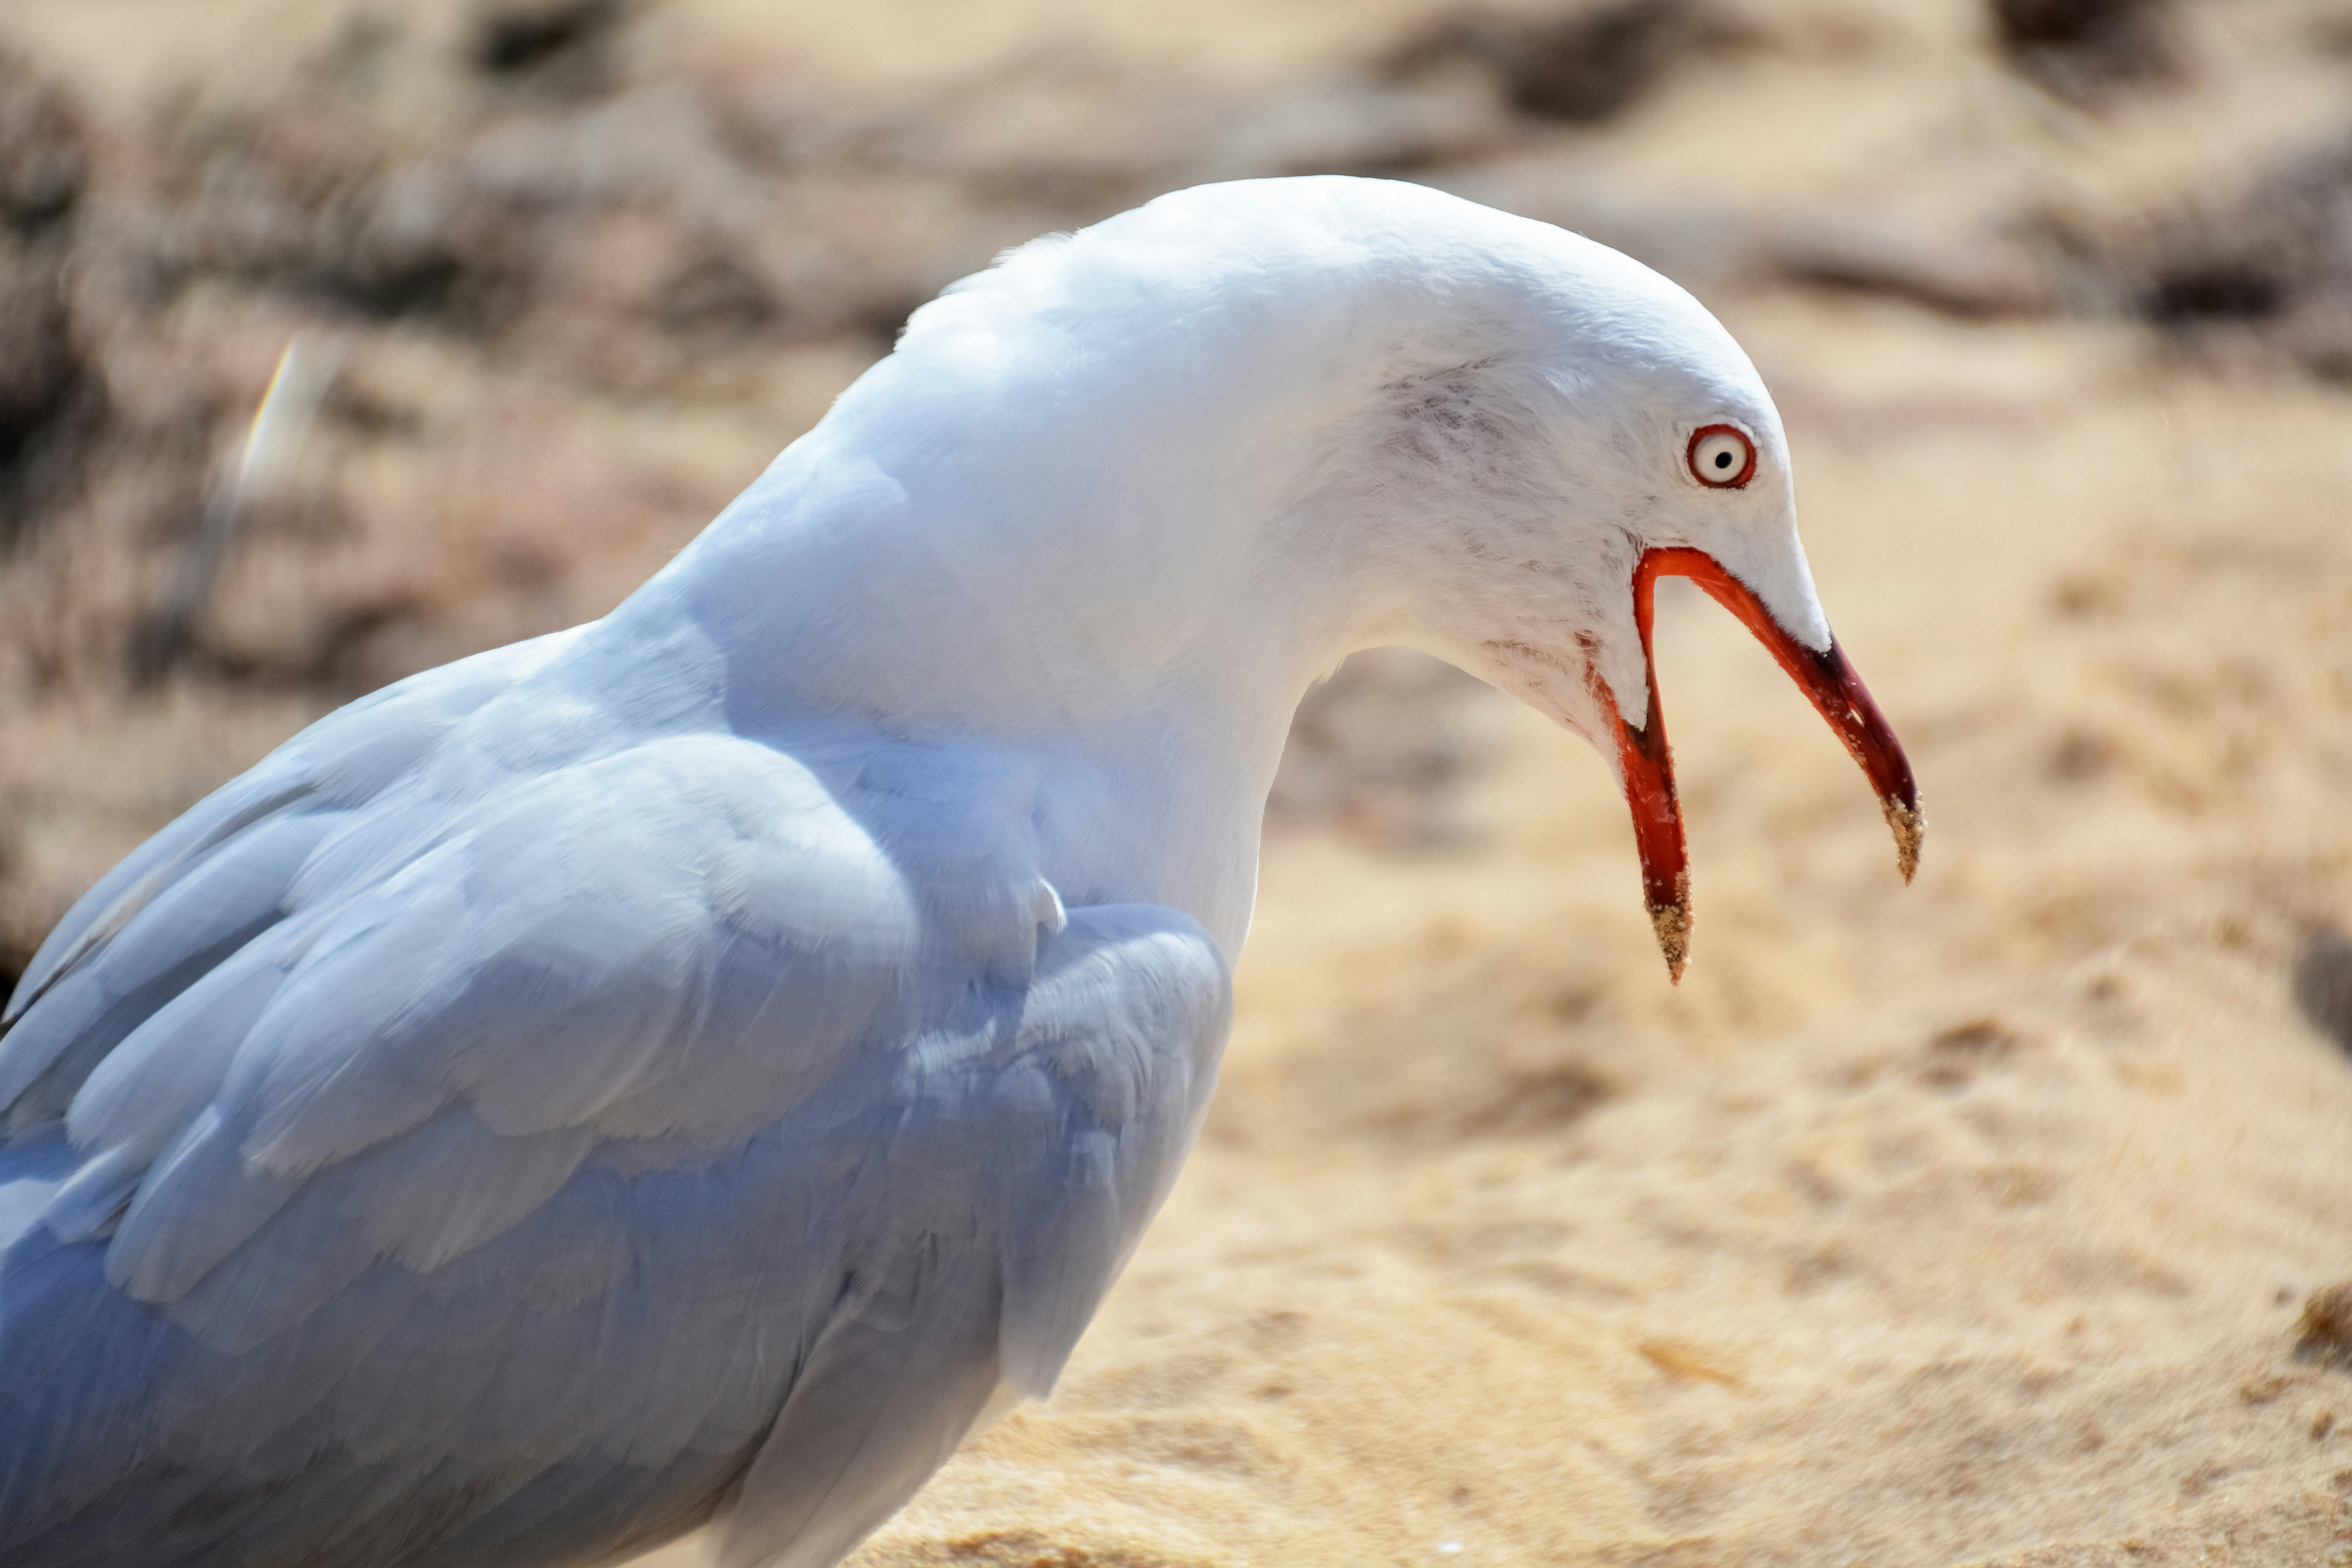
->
[[156, 121, 542, 327], [1769, 213, 2051, 318], [0, 252, 81, 474], [1396, 0, 1713, 126], [0, 50, 89, 233], [648, 245, 780, 336], [2045, 727, 2118, 783], [0, 55, 101, 548], [2293, 924, 2352, 1056], [2297, 1279, 2352, 1368], [1992, 0, 2179, 103], [1995, 0, 2157, 50], [2063, 131, 2352, 381], [2145, 264, 2285, 324], [1920, 1018, 2024, 1090], [320, 163, 535, 323], [472, 0, 628, 76]]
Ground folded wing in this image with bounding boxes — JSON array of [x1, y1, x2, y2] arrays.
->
[[0, 664, 1228, 1568]]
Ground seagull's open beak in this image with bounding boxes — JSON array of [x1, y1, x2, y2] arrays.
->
[[1605, 546, 1922, 983]]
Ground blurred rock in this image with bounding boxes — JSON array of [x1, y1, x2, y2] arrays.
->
[[647, 244, 780, 336], [2088, 131, 2352, 382], [326, 162, 536, 320], [1394, 0, 1722, 126], [138, 104, 532, 327], [0, 47, 88, 233], [1991, 0, 2179, 104], [2298, 1278, 2352, 1367], [1769, 212, 2050, 318], [0, 252, 85, 501], [0, 50, 99, 548], [2292, 924, 2352, 1057], [1919, 1017, 2025, 1090], [470, 0, 633, 92], [2045, 726, 2118, 783]]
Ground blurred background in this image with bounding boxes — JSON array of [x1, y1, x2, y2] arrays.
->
[[3, 1, 2352, 1563]]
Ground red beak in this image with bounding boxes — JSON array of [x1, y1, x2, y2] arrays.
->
[[1606, 546, 1922, 982]]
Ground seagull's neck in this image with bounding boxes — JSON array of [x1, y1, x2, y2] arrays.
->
[[606, 280, 1405, 948]]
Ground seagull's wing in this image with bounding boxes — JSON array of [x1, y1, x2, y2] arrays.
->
[[718, 902, 1229, 1568], [0, 629, 583, 1128], [0, 674, 1228, 1568]]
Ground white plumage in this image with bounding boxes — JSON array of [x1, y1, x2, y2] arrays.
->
[[0, 176, 1915, 1568]]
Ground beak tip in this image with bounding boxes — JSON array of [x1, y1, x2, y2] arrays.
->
[[1883, 798, 1925, 885], [1648, 879, 1691, 985]]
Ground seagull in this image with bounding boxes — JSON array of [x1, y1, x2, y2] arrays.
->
[[0, 176, 1918, 1568]]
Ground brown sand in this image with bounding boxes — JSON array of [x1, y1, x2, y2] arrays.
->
[[4, 2, 2351, 1565]]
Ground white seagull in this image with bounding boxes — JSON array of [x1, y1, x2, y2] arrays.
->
[[0, 177, 1918, 1568]]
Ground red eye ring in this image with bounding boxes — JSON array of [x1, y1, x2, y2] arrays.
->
[[1686, 424, 1756, 489]]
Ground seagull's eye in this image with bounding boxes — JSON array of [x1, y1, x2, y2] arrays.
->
[[1686, 425, 1756, 489]]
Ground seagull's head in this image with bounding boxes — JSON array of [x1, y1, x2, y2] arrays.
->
[[1308, 210, 1922, 980], [1146, 179, 1920, 978], [811, 177, 1919, 973]]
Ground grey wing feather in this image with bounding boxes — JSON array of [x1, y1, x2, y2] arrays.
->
[[0, 650, 1229, 1568], [0, 630, 584, 1140], [719, 1238, 1005, 1568], [718, 902, 1229, 1568], [3, 631, 579, 1037], [989, 906, 1229, 1398]]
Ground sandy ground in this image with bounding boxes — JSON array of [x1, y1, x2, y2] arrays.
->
[[4, 2, 2351, 1565]]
